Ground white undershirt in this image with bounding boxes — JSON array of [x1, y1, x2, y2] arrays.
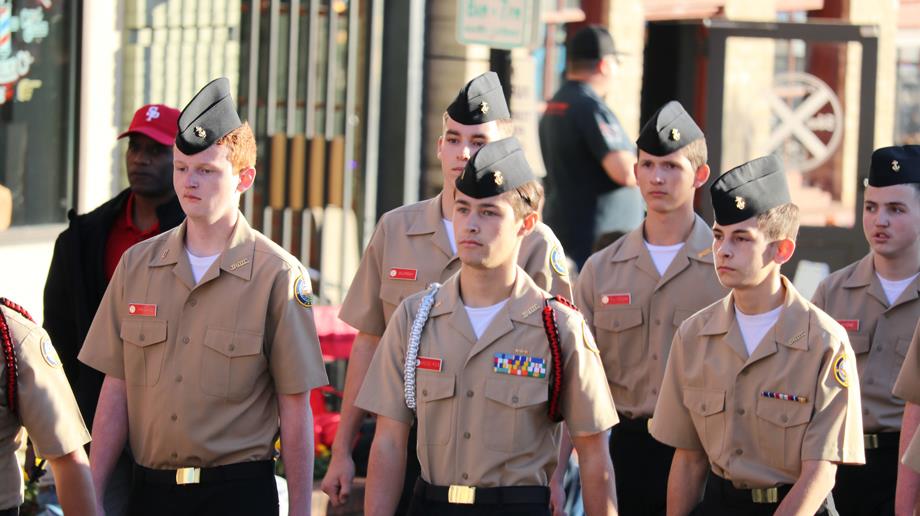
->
[[876, 272, 919, 305], [442, 218, 458, 255], [185, 248, 221, 283], [735, 305, 783, 356], [464, 299, 509, 339], [644, 241, 684, 276]]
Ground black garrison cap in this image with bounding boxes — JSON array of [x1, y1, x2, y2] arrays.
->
[[446, 72, 510, 125], [868, 145, 920, 187], [176, 77, 242, 155], [456, 137, 534, 199], [637, 100, 704, 156], [710, 155, 791, 225], [568, 25, 621, 60]]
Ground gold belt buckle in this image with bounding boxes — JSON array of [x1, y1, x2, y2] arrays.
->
[[864, 434, 879, 450], [751, 487, 778, 503], [175, 467, 201, 485], [447, 485, 476, 504]]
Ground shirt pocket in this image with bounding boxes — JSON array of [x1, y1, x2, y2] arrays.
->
[[755, 396, 813, 470], [120, 320, 168, 386], [379, 282, 419, 318], [483, 378, 549, 453], [594, 307, 644, 369], [682, 387, 726, 455], [417, 374, 455, 445], [200, 328, 266, 401]]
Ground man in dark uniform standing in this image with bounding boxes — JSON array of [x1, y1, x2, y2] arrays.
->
[[539, 25, 641, 269]]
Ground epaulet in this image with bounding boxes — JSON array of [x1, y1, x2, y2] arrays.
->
[[0, 297, 32, 415], [548, 295, 579, 312], [541, 297, 566, 422]]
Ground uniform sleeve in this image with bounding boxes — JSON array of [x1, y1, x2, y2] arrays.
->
[[559, 311, 618, 436], [894, 321, 920, 405], [519, 228, 573, 301], [574, 103, 634, 164], [574, 256, 597, 328], [17, 327, 91, 459], [801, 333, 865, 465], [355, 300, 414, 425], [904, 431, 920, 473], [267, 264, 329, 394], [78, 258, 127, 379], [649, 327, 704, 450], [810, 277, 828, 310], [339, 218, 387, 336]]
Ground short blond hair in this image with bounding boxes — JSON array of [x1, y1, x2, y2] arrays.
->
[[215, 121, 257, 172], [756, 203, 800, 241], [681, 138, 708, 171], [502, 180, 543, 220]]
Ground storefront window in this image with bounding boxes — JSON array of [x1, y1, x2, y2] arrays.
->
[[0, 0, 77, 226]]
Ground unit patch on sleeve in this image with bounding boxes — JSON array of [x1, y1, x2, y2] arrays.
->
[[833, 353, 849, 388], [493, 352, 546, 378], [294, 275, 313, 308]]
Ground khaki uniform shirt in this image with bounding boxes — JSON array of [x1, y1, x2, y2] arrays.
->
[[79, 215, 328, 469], [575, 215, 727, 418], [340, 195, 573, 336], [650, 278, 865, 488], [355, 268, 617, 487], [812, 254, 920, 433], [893, 320, 920, 406], [1, 305, 90, 510]]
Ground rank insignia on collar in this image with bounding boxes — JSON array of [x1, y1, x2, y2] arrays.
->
[[229, 258, 250, 271], [697, 248, 713, 258], [892, 160, 901, 172], [493, 170, 504, 186], [734, 196, 746, 210], [670, 128, 681, 141], [294, 275, 313, 308], [833, 353, 849, 388], [521, 303, 540, 318], [493, 352, 546, 378], [194, 126, 207, 139], [480, 101, 489, 114]]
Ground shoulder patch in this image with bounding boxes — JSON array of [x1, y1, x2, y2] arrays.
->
[[550, 245, 568, 276], [833, 353, 849, 388], [582, 320, 600, 355], [294, 274, 313, 308], [41, 338, 62, 368]]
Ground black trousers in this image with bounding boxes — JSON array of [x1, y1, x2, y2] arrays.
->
[[610, 414, 674, 516], [127, 462, 278, 516], [0, 507, 16, 516], [692, 471, 836, 516], [396, 422, 422, 516], [832, 433, 899, 516], [407, 480, 551, 516]]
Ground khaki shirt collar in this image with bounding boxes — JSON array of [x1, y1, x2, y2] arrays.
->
[[842, 253, 919, 309], [406, 194, 454, 258], [700, 276, 810, 354], [610, 215, 714, 284]]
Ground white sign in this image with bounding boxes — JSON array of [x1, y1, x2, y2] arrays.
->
[[456, 0, 543, 50]]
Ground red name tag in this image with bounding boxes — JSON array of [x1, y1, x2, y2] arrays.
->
[[601, 293, 631, 305], [128, 303, 157, 317], [417, 356, 442, 372], [837, 319, 860, 332], [389, 268, 418, 281]]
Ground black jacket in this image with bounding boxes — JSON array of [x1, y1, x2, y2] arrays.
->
[[43, 188, 183, 429]]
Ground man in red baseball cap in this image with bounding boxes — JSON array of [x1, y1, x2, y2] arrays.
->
[[42, 103, 184, 516]]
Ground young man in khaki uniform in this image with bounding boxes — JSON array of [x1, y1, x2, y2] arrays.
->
[[321, 72, 572, 512], [901, 432, 920, 514], [0, 299, 96, 516], [810, 145, 920, 515], [79, 78, 328, 516], [356, 137, 618, 515], [894, 321, 920, 514], [650, 155, 865, 515], [572, 100, 726, 514]]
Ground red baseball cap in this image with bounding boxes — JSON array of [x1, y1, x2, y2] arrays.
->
[[117, 104, 181, 146]]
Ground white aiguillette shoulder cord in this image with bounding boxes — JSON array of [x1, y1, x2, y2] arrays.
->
[[404, 283, 441, 411]]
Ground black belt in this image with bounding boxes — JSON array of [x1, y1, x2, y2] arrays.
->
[[413, 478, 549, 505], [864, 432, 899, 450], [615, 413, 651, 433], [708, 471, 792, 504], [134, 460, 273, 486]]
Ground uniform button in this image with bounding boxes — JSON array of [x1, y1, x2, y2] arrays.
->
[[655, 319, 661, 326], [139, 334, 145, 342], [171, 452, 178, 459], [613, 321, 620, 328], [182, 336, 190, 344], [876, 346, 883, 352], [735, 449, 743, 456], [623, 410, 633, 419], [466, 390, 474, 398], [866, 378, 874, 385], [422, 389, 428, 397], [511, 396, 519, 404], [863, 408, 870, 415], [737, 408, 745, 415], [171, 414, 178, 421], [700, 404, 707, 411], [176, 375, 183, 383], [652, 354, 658, 360], [462, 473, 469, 480], [780, 414, 788, 423], [188, 298, 197, 307], [651, 388, 658, 395], [463, 432, 471, 439], [741, 483, 749, 489], [229, 344, 236, 352]]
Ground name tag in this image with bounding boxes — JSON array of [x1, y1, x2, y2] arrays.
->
[[127, 303, 157, 317], [601, 293, 631, 305], [417, 356, 442, 372], [389, 268, 418, 281], [837, 319, 859, 332]]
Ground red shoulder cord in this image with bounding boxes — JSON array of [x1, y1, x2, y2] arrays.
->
[[541, 295, 578, 422], [0, 298, 33, 416]]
